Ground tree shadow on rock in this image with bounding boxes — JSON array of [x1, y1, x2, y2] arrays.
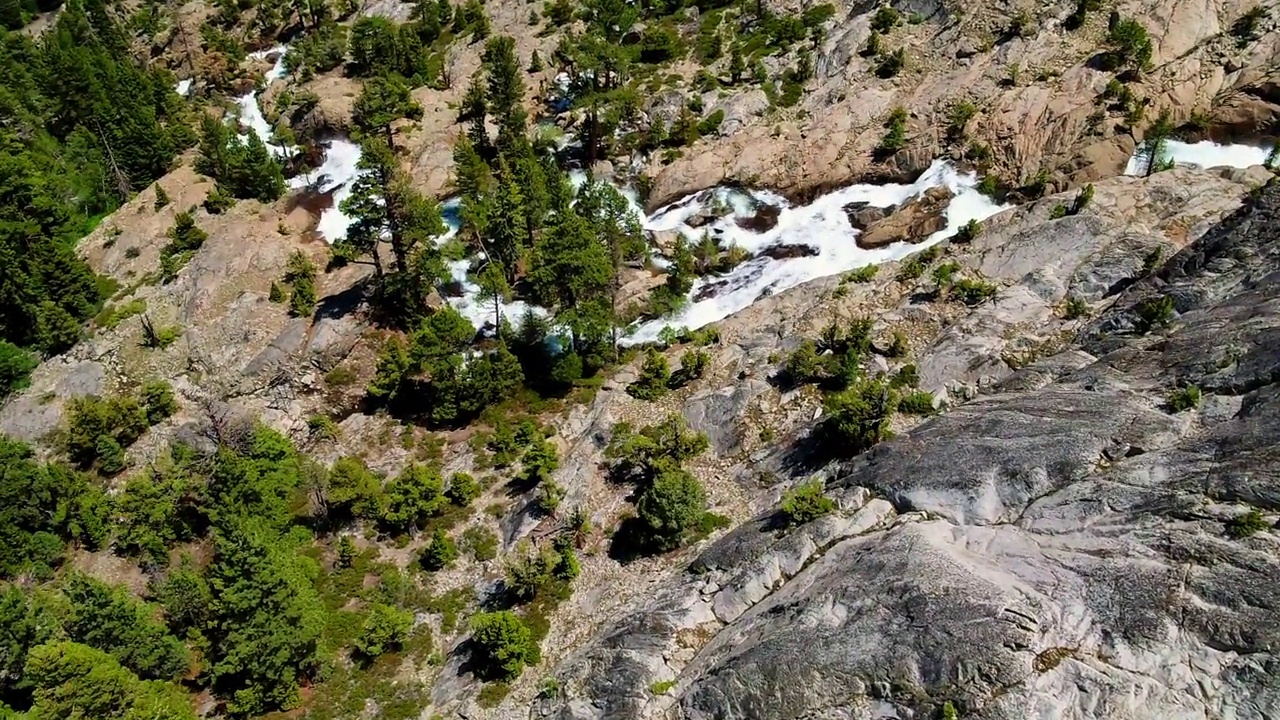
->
[[314, 280, 367, 322], [607, 517, 664, 565]]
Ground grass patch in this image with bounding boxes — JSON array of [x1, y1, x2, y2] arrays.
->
[[425, 586, 474, 635], [94, 298, 147, 330], [1225, 509, 1268, 538], [477, 682, 511, 708], [649, 680, 676, 695]]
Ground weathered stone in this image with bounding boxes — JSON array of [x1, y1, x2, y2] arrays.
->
[[855, 186, 953, 249], [842, 201, 890, 230]]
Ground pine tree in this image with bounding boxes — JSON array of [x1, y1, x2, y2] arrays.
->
[[728, 41, 745, 84], [475, 261, 511, 330], [482, 35, 527, 150], [485, 162, 528, 284], [421, 528, 458, 570], [353, 74, 422, 149]]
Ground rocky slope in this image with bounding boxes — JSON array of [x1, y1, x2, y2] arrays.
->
[[522, 171, 1280, 720], [641, 0, 1280, 207]]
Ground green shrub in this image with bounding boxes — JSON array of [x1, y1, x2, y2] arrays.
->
[[1049, 204, 1068, 219], [461, 525, 499, 561], [535, 478, 565, 515], [1064, 295, 1090, 319], [946, 99, 977, 142], [1167, 385, 1202, 412], [1070, 183, 1094, 214], [159, 212, 207, 282], [140, 380, 178, 425], [817, 379, 895, 455], [886, 330, 908, 358], [843, 265, 878, 283], [876, 106, 909, 155], [447, 472, 480, 506], [0, 341, 38, 399], [421, 528, 459, 571], [285, 251, 318, 317], [504, 545, 556, 603], [897, 390, 937, 415], [1225, 509, 1268, 538], [324, 365, 359, 387], [1136, 295, 1174, 332], [952, 219, 982, 243], [1105, 17, 1153, 71], [931, 261, 960, 290], [650, 679, 676, 695], [952, 278, 998, 305], [784, 340, 823, 385], [862, 28, 882, 56], [697, 109, 725, 136], [153, 185, 170, 210], [637, 468, 708, 551], [875, 47, 906, 78], [469, 611, 540, 680], [639, 23, 682, 63], [892, 363, 919, 388], [65, 394, 149, 472], [355, 603, 412, 660], [1141, 247, 1165, 276], [307, 414, 340, 440], [779, 478, 836, 526], [96, 298, 148, 330], [870, 5, 900, 32], [141, 320, 182, 349], [627, 349, 671, 400]]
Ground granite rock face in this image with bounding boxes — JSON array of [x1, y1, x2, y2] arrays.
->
[[539, 180, 1280, 720]]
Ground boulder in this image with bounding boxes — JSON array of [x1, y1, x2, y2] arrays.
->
[[855, 186, 953, 249], [842, 201, 890, 230], [759, 243, 820, 260], [737, 203, 781, 232]]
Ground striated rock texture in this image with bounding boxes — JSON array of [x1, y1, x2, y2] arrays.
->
[[641, 0, 1280, 208], [536, 177, 1280, 720]]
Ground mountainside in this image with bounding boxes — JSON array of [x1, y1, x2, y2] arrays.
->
[[1, 0, 1279, 717], [535, 171, 1280, 720]]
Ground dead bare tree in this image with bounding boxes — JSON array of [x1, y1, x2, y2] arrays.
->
[[92, 120, 132, 200]]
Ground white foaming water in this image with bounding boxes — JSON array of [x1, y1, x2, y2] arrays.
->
[[237, 46, 292, 157], [1124, 139, 1273, 175], [624, 160, 1008, 343], [290, 138, 364, 242], [434, 200, 551, 331], [175, 79, 192, 96]]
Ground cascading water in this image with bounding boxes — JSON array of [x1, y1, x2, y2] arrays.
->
[[625, 161, 1007, 343], [237, 46, 293, 157], [1124, 138, 1274, 175], [233, 47, 1009, 341]]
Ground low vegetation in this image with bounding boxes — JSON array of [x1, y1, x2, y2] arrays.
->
[[779, 479, 837, 527]]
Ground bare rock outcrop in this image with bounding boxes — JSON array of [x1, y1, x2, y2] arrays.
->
[[855, 185, 953, 248], [520, 171, 1280, 720], [640, 0, 1280, 209]]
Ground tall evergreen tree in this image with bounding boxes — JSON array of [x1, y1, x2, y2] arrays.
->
[[485, 161, 528, 284], [353, 73, 422, 150]]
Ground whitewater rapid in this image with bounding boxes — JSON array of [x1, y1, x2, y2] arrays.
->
[[1124, 138, 1274, 175], [232, 48, 1009, 341], [625, 161, 1007, 343], [237, 46, 292, 158]]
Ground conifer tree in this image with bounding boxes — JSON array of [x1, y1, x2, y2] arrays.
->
[[353, 73, 422, 150], [485, 161, 528, 284]]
